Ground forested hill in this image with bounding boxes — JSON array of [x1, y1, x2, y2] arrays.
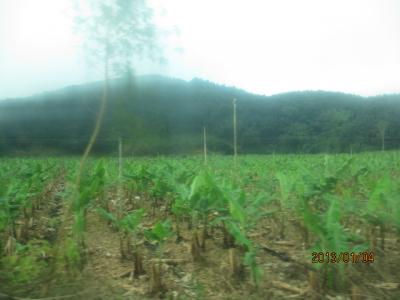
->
[[1, 75, 400, 155]]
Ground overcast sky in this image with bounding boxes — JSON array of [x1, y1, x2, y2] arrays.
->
[[1, 0, 400, 99]]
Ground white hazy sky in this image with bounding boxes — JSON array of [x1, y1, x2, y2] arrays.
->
[[1, 0, 400, 99]]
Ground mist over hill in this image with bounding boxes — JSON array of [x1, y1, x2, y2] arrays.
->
[[1, 75, 399, 156]]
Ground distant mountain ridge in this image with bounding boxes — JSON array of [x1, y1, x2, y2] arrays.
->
[[0, 75, 399, 155]]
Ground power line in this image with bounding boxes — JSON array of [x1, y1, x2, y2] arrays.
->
[[1, 136, 400, 142]]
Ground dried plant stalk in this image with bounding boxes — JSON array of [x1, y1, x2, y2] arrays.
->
[[133, 249, 145, 277], [191, 231, 203, 262], [150, 262, 163, 295], [228, 248, 244, 279]]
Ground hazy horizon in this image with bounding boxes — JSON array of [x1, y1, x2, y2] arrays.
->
[[2, 73, 400, 102], [1, 0, 400, 99]]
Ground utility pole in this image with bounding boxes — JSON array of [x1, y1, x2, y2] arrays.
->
[[117, 138, 123, 219], [203, 126, 208, 165], [233, 98, 237, 165], [118, 138, 122, 180]]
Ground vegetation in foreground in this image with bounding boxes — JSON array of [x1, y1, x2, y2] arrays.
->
[[0, 152, 399, 299]]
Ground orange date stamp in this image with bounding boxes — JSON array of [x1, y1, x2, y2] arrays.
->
[[312, 251, 375, 264]]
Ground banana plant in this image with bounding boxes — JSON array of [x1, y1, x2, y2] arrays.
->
[[302, 192, 369, 291], [0, 182, 22, 241], [223, 185, 265, 288], [148, 176, 171, 216], [144, 220, 173, 294], [278, 158, 370, 292], [64, 160, 107, 268], [144, 219, 173, 249], [171, 183, 191, 242], [363, 174, 397, 252], [189, 169, 226, 233], [124, 164, 152, 195], [97, 207, 145, 260], [98, 206, 146, 278]]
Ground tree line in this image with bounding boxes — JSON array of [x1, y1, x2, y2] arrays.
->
[[0, 75, 399, 156]]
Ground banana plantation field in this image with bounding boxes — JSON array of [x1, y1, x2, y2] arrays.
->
[[1, 153, 400, 299]]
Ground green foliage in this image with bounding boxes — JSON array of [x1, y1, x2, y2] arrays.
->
[[69, 161, 108, 246], [243, 251, 263, 288], [171, 183, 190, 218], [220, 183, 265, 288], [1, 255, 46, 284], [97, 207, 144, 234], [189, 170, 226, 215], [0, 240, 51, 286], [0, 159, 58, 239], [365, 175, 393, 224], [97, 207, 118, 225], [120, 209, 145, 234], [73, 209, 86, 241], [124, 164, 152, 193], [62, 238, 84, 270], [1, 153, 399, 295], [144, 220, 173, 243]]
